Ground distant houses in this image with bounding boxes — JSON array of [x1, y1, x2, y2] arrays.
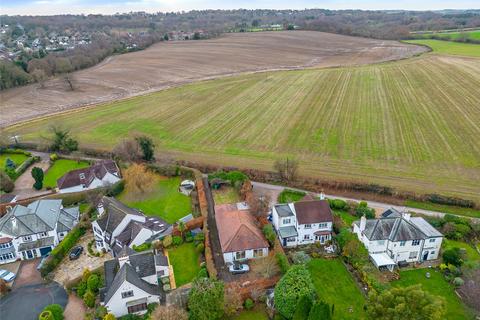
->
[[92, 197, 172, 257], [57, 160, 121, 194], [272, 197, 334, 247], [215, 203, 269, 264], [352, 209, 443, 271], [0, 199, 79, 264]]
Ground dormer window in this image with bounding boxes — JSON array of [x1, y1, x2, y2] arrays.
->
[[23, 235, 33, 242], [38, 232, 48, 238]]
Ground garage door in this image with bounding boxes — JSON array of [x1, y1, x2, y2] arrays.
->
[[39, 246, 52, 257]]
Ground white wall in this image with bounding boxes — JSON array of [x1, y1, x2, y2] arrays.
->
[[297, 222, 332, 245], [130, 228, 154, 248], [223, 247, 269, 264], [105, 281, 160, 318], [59, 174, 120, 194]]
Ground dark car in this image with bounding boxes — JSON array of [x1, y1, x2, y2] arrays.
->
[[69, 246, 83, 260]]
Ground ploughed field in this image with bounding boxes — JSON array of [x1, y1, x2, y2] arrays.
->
[[0, 31, 426, 127], [5, 53, 480, 202]]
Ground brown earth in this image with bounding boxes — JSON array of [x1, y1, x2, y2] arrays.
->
[[0, 31, 426, 127]]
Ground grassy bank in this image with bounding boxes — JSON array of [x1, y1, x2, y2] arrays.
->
[[405, 200, 480, 218], [405, 39, 480, 57]]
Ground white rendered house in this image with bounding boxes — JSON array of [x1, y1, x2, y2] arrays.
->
[[0, 199, 79, 264], [352, 210, 443, 271], [272, 198, 333, 248]]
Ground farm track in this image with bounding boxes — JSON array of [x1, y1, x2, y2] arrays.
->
[[0, 31, 426, 127], [4, 52, 480, 202]]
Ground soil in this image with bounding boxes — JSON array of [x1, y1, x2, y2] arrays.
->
[[0, 31, 427, 127]]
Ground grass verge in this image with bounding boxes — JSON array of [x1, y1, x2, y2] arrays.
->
[[405, 200, 480, 218], [278, 189, 306, 203]]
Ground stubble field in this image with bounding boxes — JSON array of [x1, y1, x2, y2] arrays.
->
[[5, 52, 480, 202], [0, 31, 426, 127]]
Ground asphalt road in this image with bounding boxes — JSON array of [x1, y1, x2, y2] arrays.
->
[[251, 181, 478, 221], [0, 282, 68, 320]]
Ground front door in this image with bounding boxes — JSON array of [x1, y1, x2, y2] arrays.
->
[[26, 250, 33, 259], [283, 238, 287, 247], [422, 251, 429, 261]]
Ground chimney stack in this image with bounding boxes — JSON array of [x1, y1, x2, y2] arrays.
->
[[403, 212, 411, 221], [360, 215, 366, 232], [97, 202, 105, 216], [319, 190, 325, 200]]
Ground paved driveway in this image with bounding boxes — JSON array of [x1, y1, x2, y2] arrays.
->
[[12, 259, 44, 289], [0, 282, 68, 320]]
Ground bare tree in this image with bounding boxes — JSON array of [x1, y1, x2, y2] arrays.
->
[[31, 68, 47, 88], [224, 284, 243, 317], [247, 193, 271, 221], [150, 305, 188, 320], [113, 138, 142, 162], [123, 164, 156, 199], [274, 157, 299, 182], [64, 73, 76, 91]]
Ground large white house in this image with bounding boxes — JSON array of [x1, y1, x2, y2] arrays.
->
[[0, 199, 79, 264], [352, 209, 443, 271], [215, 203, 269, 264], [272, 198, 333, 247], [100, 247, 169, 317], [92, 197, 172, 256], [57, 160, 121, 194]]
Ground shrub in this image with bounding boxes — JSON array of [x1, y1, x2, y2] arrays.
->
[[208, 171, 248, 186], [82, 268, 92, 282], [293, 295, 313, 320], [262, 224, 276, 247], [355, 201, 375, 218], [196, 243, 205, 254], [172, 236, 183, 246], [94, 306, 108, 319], [15, 156, 35, 176], [194, 232, 205, 244], [132, 242, 151, 252], [443, 248, 463, 267], [43, 304, 64, 320], [163, 235, 173, 248], [290, 251, 311, 265], [453, 277, 464, 287], [274, 265, 316, 319], [188, 277, 225, 320], [185, 234, 194, 243], [0, 171, 14, 192], [308, 301, 331, 320], [276, 253, 290, 274], [105, 180, 125, 197], [32, 166, 44, 190], [39, 311, 54, 320], [244, 298, 254, 310], [197, 268, 208, 278], [87, 274, 100, 293], [83, 290, 96, 308], [103, 314, 116, 320], [50, 153, 58, 161], [328, 199, 348, 210], [5, 158, 16, 169]]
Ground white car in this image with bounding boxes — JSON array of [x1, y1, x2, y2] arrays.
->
[[228, 263, 250, 274], [0, 269, 16, 282]]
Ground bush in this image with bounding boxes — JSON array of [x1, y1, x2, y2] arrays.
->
[[31, 166, 44, 190], [443, 248, 463, 267], [196, 243, 205, 254], [262, 224, 276, 247], [244, 298, 254, 310], [308, 301, 331, 320], [355, 202, 375, 218], [276, 253, 290, 274], [185, 233, 194, 243], [290, 251, 311, 265], [50, 153, 58, 161], [39, 311, 54, 320], [83, 290, 96, 308], [194, 232, 205, 244], [172, 235, 183, 246], [188, 277, 225, 320], [105, 180, 125, 197], [328, 199, 348, 210], [162, 235, 173, 248], [274, 265, 316, 319], [197, 268, 208, 278], [293, 295, 313, 320], [103, 314, 116, 320], [15, 156, 35, 176], [453, 277, 464, 287], [132, 242, 151, 252], [87, 274, 100, 293], [208, 171, 248, 186], [43, 304, 64, 320], [0, 171, 14, 192]]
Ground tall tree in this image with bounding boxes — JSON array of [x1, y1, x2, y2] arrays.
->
[[274, 157, 299, 182], [188, 277, 225, 320], [135, 135, 155, 162], [366, 285, 446, 320], [123, 164, 156, 198], [48, 126, 78, 153]]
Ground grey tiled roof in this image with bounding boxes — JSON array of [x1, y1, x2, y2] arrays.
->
[[275, 204, 294, 217], [278, 226, 298, 238], [355, 217, 436, 241], [96, 197, 143, 234], [381, 208, 402, 218]]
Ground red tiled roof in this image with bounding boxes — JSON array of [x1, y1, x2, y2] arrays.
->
[[314, 230, 331, 236], [57, 160, 120, 190], [215, 204, 268, 253], [0, 237, 13, 244], [294, 200, 333, 225]]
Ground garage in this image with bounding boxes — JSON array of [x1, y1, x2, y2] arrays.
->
[[40, 246, 52, 257]]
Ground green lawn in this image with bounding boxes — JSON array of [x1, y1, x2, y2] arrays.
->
[[443, 239, 480, 263], [167, 242, 200, 287], [278, 189, 306, 203], [43, 159, 90, 188], [308, 259, 366, 319], [334, 210, 357, 226], [392, 269, 474, 320], [0, 153, 29, 170], [405, 39, 480, 57], [119, 176, 191, 224], [414, 30, 480, 41], [212, 187, 240, 205], [233, 306, 269, 320], [405, 200, 480, 219]]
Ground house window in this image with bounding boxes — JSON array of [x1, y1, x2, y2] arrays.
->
[[96, 240, 103, 247], [304, 234, 310, 240], [412, 240, 420, 246], [38, 232, 48, 238], [304, 224, 312, 229], [253, 249, 264, 258], [429, 239, 435, 243], [0, 253, 14, 261], [430, 251, 435, 255], [23, 236, 32, 242], [399, 241, 406, 247], [318, 223, 328, 228], [409, 252, 417, 259], [235, 251, 246, 260], [128, 303, 148, 314], [283, 218, 291, 225], [0, 242, 12, 249], [377, 240, 385, 245], [121, 290, 134, 299]]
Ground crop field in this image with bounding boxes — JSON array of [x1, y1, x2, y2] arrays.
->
[[6, 53, 480, 202], [0, 31, 426, 127], [413, 29, 480, 41], [404, 39, 480, 57]]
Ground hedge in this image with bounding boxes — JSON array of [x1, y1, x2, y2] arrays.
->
[[41, 226, 86, 276], [208, 171, 248, 185]]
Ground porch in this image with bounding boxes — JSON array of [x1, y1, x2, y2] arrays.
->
[[370, 253, 396, 272]]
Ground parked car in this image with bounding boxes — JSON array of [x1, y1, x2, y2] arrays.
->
[[69, 246, 83, 260], [0, 269, 16, 282], [228, 263, 250, 274]]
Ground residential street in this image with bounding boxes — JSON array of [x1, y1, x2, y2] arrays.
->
[[251, 181, 478, 221]]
